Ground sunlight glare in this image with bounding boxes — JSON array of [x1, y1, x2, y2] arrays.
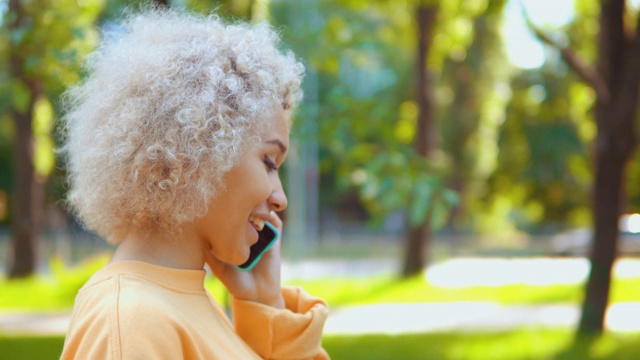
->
[[426, 258, 640, 288], [605, 302, 640, 332], [425, 258, 590, 287], [620, 213, 640, 233], [503, 0, 574, 69]]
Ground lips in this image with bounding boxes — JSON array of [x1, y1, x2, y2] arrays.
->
[[248, 215, 265, 231]]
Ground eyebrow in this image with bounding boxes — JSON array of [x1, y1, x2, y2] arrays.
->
[[267, 139, 288, 154]]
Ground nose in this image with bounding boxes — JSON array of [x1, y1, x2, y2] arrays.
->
[[269, 177, 288, 212]]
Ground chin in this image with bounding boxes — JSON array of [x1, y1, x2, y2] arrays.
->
[[210, 245, 250, 267], [231, 246, 252, 266]]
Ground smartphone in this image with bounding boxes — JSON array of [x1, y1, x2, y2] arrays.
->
[[236, 221, 280, 271]]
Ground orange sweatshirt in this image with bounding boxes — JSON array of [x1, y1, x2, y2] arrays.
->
[[60, 261, 329, 359]]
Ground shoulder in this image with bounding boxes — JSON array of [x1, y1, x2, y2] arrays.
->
[[62, 274, 123, 359], [68, 270, 182, 332], [116, 276, 184, 327], [66, 270, 187, 358]]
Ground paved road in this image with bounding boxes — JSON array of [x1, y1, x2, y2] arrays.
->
[[324, 302, 640, 334]]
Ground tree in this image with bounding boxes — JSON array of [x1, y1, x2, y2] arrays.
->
[[1, 0, 103, 277], [404, 0, 515, 275], [578, 0, 640, 335], [437, 0, 509, 242], [6, 0, 40, 278], [529, 0, 640, 334], [273, 0, 516, 276], [403, 2, 439, 276]]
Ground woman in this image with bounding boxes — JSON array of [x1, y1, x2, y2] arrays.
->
[[60, 9, 329, 360]]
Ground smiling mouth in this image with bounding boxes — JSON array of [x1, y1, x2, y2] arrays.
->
[[248, 215, 265, 231]]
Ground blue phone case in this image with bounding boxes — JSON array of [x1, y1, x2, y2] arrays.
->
[[236, 221, 280, 271]]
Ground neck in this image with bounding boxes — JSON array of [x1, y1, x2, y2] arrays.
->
[[110, 226, 205, 270]]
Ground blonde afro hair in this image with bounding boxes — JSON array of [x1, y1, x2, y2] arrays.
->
[[61, 9, 304, 242]]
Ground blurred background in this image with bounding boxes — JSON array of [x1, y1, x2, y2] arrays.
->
[[2, 0, 640, 359]]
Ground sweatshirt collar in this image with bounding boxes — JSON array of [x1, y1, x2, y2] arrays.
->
[[93, 260, 207, 293]]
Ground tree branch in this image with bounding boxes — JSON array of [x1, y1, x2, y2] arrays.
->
[[521, 4, 610, 103]]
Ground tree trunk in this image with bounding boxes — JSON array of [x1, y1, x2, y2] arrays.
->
[[578, 0, 640, 334], [403, 217, 432, 277], [413, 6, 438, 158], [7, 0, 41, 278], [9, 103, 40, 278], [402, 4, 438, 277], [578, 143, 625, 332]]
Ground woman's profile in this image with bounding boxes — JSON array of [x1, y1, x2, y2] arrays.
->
[[60, 8, 329, 359]]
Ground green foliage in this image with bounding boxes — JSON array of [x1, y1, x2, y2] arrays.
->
[[0, 0, 611, 237], [429, 0, 499, 72], [1, 0, 104, 95], [487, 67, 592, 232], [271, 0, 462, 229], [436, 0, 510, 232], [7, 78, 31, 115], [97, 0, 152, 23], [350, 151, 458, 228], [475, 0, 600, 233], [0, 0, 106, 221], [33, 96, 56, 178], [626, 150, 640, 214], [570, 0, 600, 65], [0, 0, 628, 267]]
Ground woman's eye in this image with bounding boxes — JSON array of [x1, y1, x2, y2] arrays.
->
[[263, 156, 278, 172]]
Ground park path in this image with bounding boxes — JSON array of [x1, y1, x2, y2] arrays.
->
[[2, 257, 640, 335], [3, 302, 640, 335]]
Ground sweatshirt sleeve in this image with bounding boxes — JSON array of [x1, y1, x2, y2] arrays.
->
[[231, 286, 330, 360]]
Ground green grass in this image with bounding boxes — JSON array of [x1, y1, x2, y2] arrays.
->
[[3, 256, 640, 359], [3, 255, 640, 311], [285, 274, 640, 307], [0, 255, 109, 311], [322, 329, 640, 360], [2, 329, 640, 360], [0, 334, 65, 360]]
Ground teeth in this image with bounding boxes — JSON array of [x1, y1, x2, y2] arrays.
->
[[248, 216, 265, 231], [255, 219, 265, 231]]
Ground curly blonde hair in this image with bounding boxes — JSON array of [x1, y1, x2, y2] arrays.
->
[[61, 9, 304, 243]]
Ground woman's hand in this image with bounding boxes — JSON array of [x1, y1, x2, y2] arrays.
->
[[205, 211, 285, 309]]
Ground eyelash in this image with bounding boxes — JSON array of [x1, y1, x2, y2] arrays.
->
[[263, 156, 278, 172]]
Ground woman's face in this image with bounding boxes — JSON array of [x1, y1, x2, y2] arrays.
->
[[196, 108, 289, 266]]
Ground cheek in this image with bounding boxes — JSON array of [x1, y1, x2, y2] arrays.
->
[[248, 170, 275, 201], [246, 183, 270, 207]]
